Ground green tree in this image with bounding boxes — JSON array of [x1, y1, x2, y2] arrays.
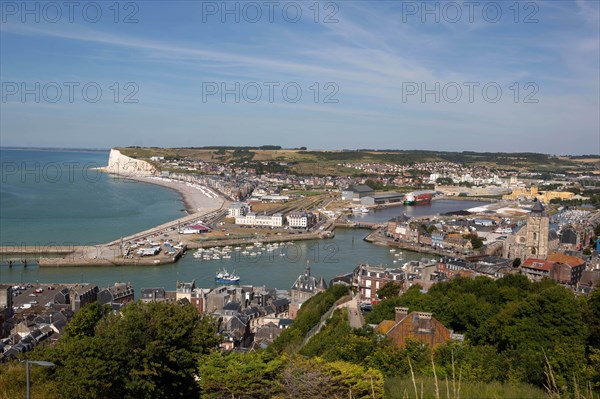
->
[[36, 301, 220, 399], [64, 301, 111, 339], [377, 281, 402, 300]]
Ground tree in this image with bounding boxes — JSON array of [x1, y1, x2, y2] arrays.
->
[[377, 281, 402, 300], [35, 301, 220, 399], [64, 301, 111, 339], [513, 258, 522, 268]]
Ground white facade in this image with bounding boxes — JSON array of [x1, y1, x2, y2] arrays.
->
[[228, 202, 250, 217], [235, 213, 283, 227], [286, 212, 313, 228]]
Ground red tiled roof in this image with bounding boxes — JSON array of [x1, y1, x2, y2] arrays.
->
[[547, 253, 585, 268], [522, 258, 554, 271]]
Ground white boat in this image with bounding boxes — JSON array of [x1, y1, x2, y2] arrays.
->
[[352, 206, 370, 214], [390, 249, 396, 252], [234, 247, 242, 251]]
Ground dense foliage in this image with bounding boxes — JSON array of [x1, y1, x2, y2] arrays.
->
[[269, 284, 349, 353], [362, 276, 600, 393], [3, 280, 599, 398], [30, 301, 220, 399]]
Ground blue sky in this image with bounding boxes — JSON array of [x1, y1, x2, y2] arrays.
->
[[1, 0, 598, 154]]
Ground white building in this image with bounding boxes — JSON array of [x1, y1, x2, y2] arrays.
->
[[286, 211, 315, 229], [235, 212, 283, 227], [228, 202, 250, 218]]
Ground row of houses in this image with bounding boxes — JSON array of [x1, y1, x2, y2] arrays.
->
[[0, 282, 134, 362], [141, 281, 294, 350]]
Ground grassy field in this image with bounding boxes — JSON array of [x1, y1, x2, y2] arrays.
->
[[117, 147, 593, 175], [385, 375, 548, 399]]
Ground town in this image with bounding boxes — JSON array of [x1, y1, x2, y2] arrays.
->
[[2, 148, 599, 364]]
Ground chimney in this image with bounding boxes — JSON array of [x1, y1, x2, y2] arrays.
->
[[395, 306, 409, 322]]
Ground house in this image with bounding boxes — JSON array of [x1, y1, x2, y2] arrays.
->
[[386, 215, 410, 239], [176, 280, 196, 301], [352, 264, 405, 303], [286, 211, 315, 229], [290, 261, 328, 303], [474, 257, 515, 280], [69, 284, 99, 312], [341, 185, 374, 202], [546, 253, 586, 285], [521, 258, 554, 281], [228, 202, 251, 218], [437, 257, 474, 279], [97, 282, 134, 309], [140, 287, 166, 303], [376, 307, 452, 348], [576, 270, 600, 295], [0, 286, 12, 321]]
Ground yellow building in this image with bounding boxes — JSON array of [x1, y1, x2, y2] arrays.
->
[[503, 187, 574, 202]]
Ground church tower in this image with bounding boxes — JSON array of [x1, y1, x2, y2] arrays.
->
[[525, 200, 549, 259]]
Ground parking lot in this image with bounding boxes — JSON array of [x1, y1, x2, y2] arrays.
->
[[10, 283, 63, 313]]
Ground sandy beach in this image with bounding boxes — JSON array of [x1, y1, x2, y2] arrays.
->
[[116, 174, 227, 215]]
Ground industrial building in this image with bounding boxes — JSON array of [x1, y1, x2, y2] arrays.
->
[[360, 192, 404, 205], [341, 185, 374, 201]]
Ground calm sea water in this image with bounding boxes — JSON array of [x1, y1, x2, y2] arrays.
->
[[0, 149, 488, 291], [0, 148, 186, 245]]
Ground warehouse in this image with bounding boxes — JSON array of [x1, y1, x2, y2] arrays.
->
[[360, 192, 404, 206]]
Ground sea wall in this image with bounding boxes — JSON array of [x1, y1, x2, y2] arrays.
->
[[104, 149, 157, 176]]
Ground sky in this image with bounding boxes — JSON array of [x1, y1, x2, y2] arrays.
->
[[0, 0, 599, 154]]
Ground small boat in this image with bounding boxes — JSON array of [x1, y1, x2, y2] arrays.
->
[[389, 249, 396, 253], [352, 206, 370, 214], [215, 268, 240, 284]]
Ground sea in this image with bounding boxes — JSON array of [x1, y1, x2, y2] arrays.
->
[[0, 148, 489, 291]]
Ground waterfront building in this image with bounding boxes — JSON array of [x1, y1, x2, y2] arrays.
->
[[286, 211, 315, 229], [228, 202, 251, 217], [235, 212, 284, 227], [360, 192, 404, 206], [341, 185, 374, 202]]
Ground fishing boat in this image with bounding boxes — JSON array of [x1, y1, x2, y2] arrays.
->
[[215, 269, 240, 284]]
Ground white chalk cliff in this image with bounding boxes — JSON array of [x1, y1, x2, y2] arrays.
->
[[104, 149, 158, 176]]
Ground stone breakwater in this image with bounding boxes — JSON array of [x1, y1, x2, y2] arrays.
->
[[103, 148, 157, 176]]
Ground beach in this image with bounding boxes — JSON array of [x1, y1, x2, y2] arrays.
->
[[117, 174, 227, 215]]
